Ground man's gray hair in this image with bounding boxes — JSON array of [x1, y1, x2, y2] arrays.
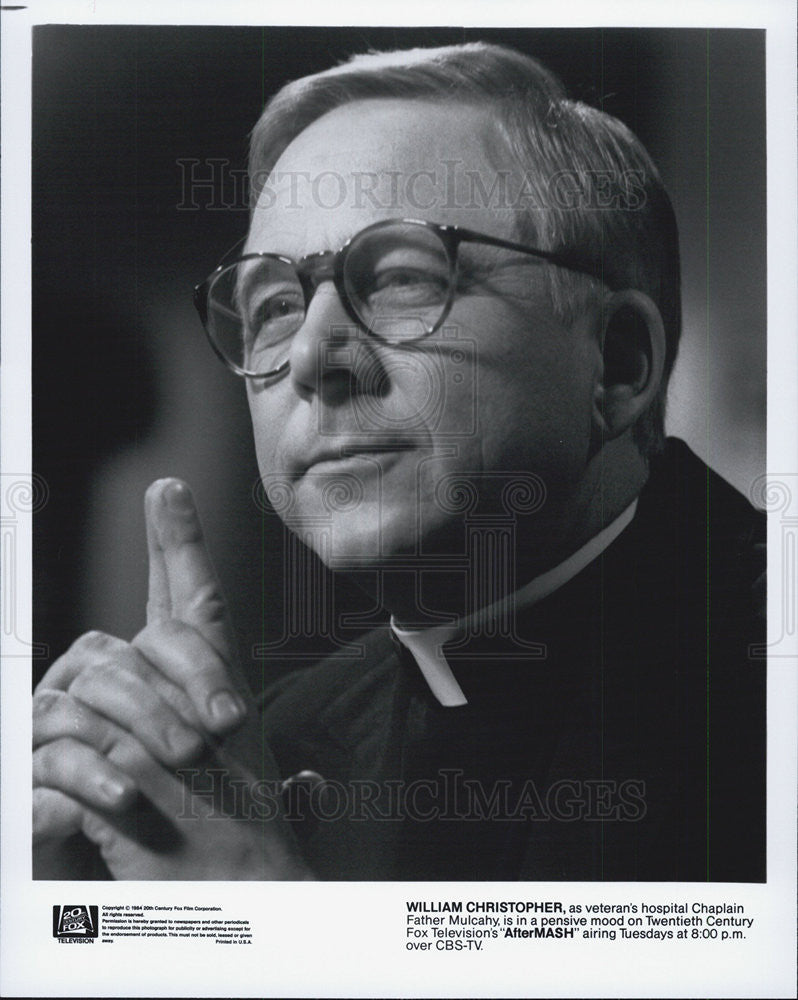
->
[[248, 42, 681, 458]]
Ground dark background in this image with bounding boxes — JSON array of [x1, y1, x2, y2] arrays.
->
[[32, 26, 766, 688]]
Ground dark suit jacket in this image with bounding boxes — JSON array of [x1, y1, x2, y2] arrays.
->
[[262, 439, 766, 881]]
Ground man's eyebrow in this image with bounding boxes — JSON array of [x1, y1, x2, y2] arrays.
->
[[457, 241, 548, 275], [457, 242, 506, 268], [232, 261, 259, 312], [231, 258, 285, 311], [455, 244, 550, 304]]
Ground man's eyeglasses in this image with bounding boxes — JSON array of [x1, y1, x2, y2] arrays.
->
[[193, 218, 606, 380]]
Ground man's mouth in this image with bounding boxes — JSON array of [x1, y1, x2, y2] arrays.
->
[[289, 439, 418, 477]]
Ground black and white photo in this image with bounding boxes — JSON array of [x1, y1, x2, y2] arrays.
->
[[31, 25, 767, 883], [2, 7, 795, 998]]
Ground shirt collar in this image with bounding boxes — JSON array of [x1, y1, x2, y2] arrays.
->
[[390, 499, 638, 707]]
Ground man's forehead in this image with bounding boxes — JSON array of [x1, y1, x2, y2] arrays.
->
[[246, 98, 524, 255]]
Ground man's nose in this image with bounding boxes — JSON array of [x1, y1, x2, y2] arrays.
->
[[287, 281, 378, 400]]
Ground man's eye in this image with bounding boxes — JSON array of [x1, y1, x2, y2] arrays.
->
[[246, 291, 304, 339], [366, 268, 448, 307], [261, 296, 302, 320]]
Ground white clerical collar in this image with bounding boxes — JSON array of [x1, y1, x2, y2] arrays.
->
[[390, 500, 638, 708]]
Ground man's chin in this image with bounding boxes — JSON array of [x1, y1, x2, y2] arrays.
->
[[292, 504, 467, 574], [308, 514, 412, 572]]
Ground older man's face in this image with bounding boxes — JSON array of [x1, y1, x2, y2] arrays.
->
[[246, 99, 600, 570]]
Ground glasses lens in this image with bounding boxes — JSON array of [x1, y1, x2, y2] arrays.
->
[[343, 222, 451, 341], [206, 256, 303, 375]]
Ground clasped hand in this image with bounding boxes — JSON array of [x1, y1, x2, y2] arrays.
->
[[33, 479, 312, 880]]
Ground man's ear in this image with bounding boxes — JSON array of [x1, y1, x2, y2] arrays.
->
[[591, 289, 666, 442]]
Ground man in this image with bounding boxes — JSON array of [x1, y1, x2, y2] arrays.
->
[[32, 42, 765, 881]]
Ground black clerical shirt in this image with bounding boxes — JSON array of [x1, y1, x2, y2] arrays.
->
[[261, 440, 766, 881]]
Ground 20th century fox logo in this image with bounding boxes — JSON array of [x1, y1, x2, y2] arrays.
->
[[52, 905, 99, 943]]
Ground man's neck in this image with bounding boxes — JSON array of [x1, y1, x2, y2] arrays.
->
[[390, 499, 639, 706], [388, 462, 647, 626], [393, 495, 637, 623]]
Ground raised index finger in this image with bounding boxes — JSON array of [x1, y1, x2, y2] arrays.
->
[[144, 478, 236, 662]]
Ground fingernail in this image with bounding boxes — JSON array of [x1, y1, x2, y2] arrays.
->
[[207, 691, 244, 729], [165, 481, 193, 514], [166, 725, 204, 760], [98, 777, 129, 804]]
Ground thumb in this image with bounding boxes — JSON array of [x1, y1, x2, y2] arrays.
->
[[144, 478, 235, 662]]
